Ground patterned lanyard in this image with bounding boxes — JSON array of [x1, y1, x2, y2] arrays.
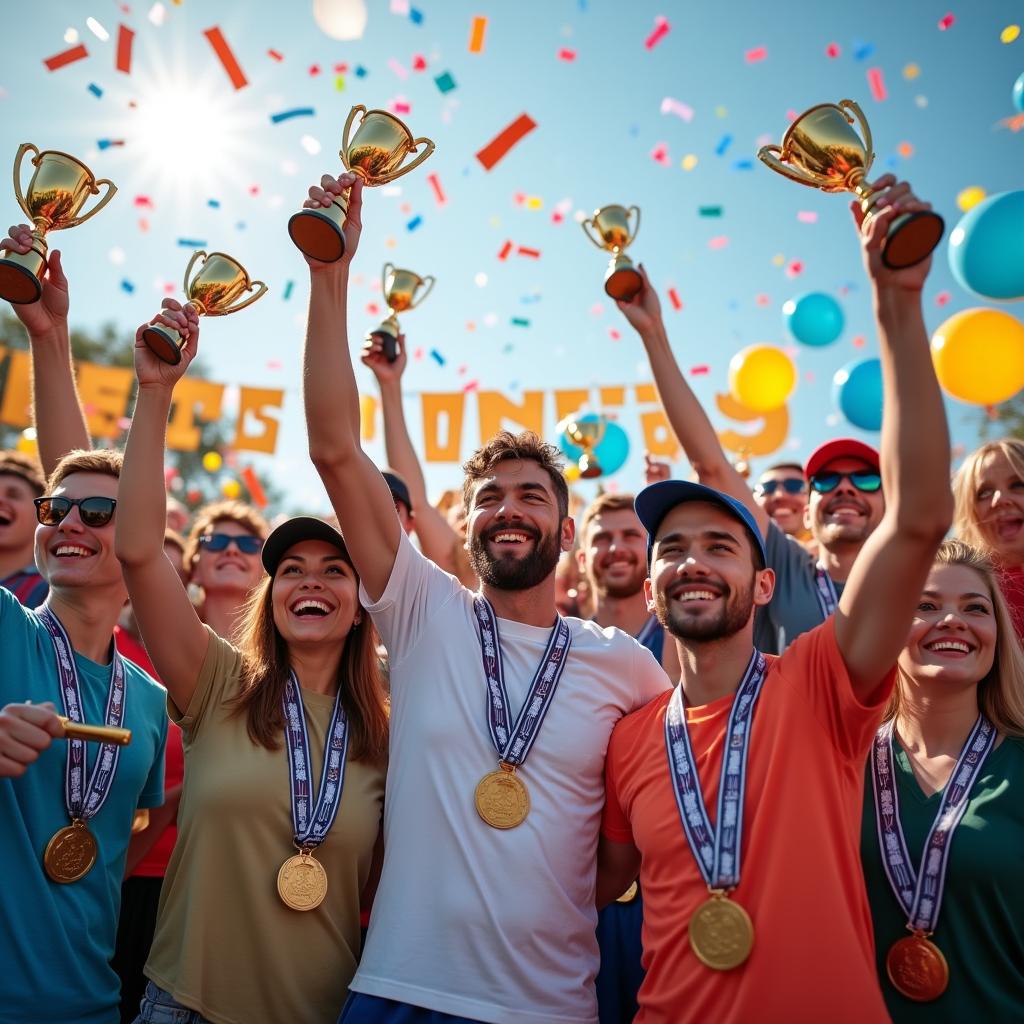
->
[[472, 595, 571, 767], [664, 651, 768, 890], [813, 564, 838, 618], [37, 607, 126, 822], [282, 671, 350, 851], [871, 715, 996, 933]]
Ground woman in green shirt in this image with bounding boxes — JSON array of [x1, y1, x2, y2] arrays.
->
[[116, 301, 389, 1024], [861, 538, 1024, 1021]]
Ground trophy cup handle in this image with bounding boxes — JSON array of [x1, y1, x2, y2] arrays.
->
[[408, 274, 435, 310], [756, 145, 824, 189], [12, 143, 40, 220], [64, 178, 118, 228], [225, 279, 268, 314], [381, 262, 395, 298], [838, 99, 875, 173], [182, 250, 207, 295], [381, 138, 436, 183], [581, 218, 606, 251], [627, 205, 641, 244], [340, 104, 367, 168]]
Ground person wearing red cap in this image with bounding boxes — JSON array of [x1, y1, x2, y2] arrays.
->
[[618, 176, 930, 654]]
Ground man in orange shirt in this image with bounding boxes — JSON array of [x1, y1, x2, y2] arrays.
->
[[597, 183, 953, 1022]]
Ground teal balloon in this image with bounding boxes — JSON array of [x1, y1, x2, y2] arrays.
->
[[948, 190, 1024, 301], [1014, 71, 1024, 113], [833, 358, 882, 431], [559, 415, 630, 476], [783, 292, 845, 347]]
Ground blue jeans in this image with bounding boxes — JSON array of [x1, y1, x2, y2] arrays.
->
[[339, 992, 485, 1023], [132, 981, 213, 1024]]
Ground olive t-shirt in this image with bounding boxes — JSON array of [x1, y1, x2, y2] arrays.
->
[[145, 627, 385, 1024]]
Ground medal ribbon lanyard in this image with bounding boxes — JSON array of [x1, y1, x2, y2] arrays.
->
[[813, 564, 838, 618]]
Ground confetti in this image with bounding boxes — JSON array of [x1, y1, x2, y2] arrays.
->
[[87, 82, 103, 97], [203, 26, 248, 90], [898, 141, 913, 158], [335, 75, 345, 91], [97, 139, 125, 150], [745, 46, 767, 63], [956, 186, 986, 211], [177, 238, 207, 247], [690, 365, 709, 375], [309, 64, 321, 76], [517, 246, 541, 258], [115, 25, 134, 73], [1002, 25, 1020, 44], [681, 154, 698, 171], [660, 97, 694, 121], [797, 210, 818, 223], [270, 107, 315, 123], [268, 48, 284, 61], [511, 317, 530, 327], [412, 54, 427, 71], [715, 134, 733, 156], [430, 348, 446, 366], [388, 57, 409, 79], [786, 259, 804, 277], [87, 17, 110, 41], [354, 65, 367, 77], [44, 44, 89, 71], [283, 280, 294, 300], [699, 206, 722, 217], [389, 96, 412, 114], [497, 240, 513, 260], [406, 215, 423, 231], [935, 290, 951, 306], [558, 48, 577, 61], [667, 287, 683, 311], [608, 329, 621, 341], [644, 15, 670, 50], [149, 3, 166, 27], [650, 142, 670, 166], [134, 195, 154, 208], [469, 15, 488, 53], [434, 70, 456, 93], [731, 158, 754, 170], [120, 280, 135, 293], [476, 114, 537, 170], [427, 173, 446, 205], [825, 42, 841, 58], [409, 7, 423, 24], [241, 466, 268, 509], [300, 135, 321, 155], [867, 67, 887, 102], [852, 40, 875, 61], [938, 12, 955, 30], [708, 236, 729, 249], [391, 0, 410, 12]]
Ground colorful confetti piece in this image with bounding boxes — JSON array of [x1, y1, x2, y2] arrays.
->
[[667, 287, 683, 311], [430, 348, 446, 366], [87, 82, 103, 98], [644, 16, 670, 50], [177, 238, 207, 248], [903, 63, 921, 79], [497, 240, 513, 260], [268, 48, 284, 61], [1002, 25, 1020, 44], [406, 215, 423, 231], [745, 46, 767, 63], [270, 107, 315, 123], [826, 42, 841, 58], [97, 139, 125, 150], [115, 24, 134, 74], [203, 26, 248, 90], [650, 142, 670, 166], [434, 70, 456, 93], [797, 210, 818, 223], [44, 44, 89, 71], [511, 317, 530, 327], [708, 236, 729, 250], [388, 57, 409, 79], [120, 280, 135, 294], [283, 280, 294, 301], [867, 67, 887, 101], [938, 12, 955, 30], [468, 15, 488, 53], [427, 173, 446, 205], [852, 40, 875, 61], [715, 134, 733, 156], [517, 246, 541, 258], [558, 48, 577, 62], [681, 154, 698, 171], [699, 206, 722, 217], [690, 365, 709, 375], [660, 97, 694, 121], [476, 114, 537, 170]]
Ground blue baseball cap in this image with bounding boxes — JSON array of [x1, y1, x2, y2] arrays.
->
[[634, 480, 767, 567]]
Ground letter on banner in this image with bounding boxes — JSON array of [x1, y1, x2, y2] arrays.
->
[[635, 384, 681, 460], [76, 364, 134, 438], [477, 390, 544, 445], [715, 393, 789, 456], [0, 348, 32, 428], [422, 392, 465, 462], [234, 387, 285, 454], [553, 389, 592, 424], [166, 378, 226, 452]]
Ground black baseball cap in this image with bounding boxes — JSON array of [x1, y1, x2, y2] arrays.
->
[[261, 516, 348, 575], [382, 470, 413, 515]]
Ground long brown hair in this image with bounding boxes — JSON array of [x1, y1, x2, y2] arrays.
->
[[886, 539, 1024, 737], [230, 550, 388, 764]]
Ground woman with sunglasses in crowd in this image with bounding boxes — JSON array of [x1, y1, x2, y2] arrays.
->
[[860, 539, 1024, 1020], [952, 438, 1024, 639], [114, 301, 388, 1024]]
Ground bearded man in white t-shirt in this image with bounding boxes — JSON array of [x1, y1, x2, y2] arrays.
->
[[298, 170, 670, 1024]]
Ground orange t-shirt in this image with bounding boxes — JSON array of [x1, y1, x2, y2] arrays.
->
[[603, 618, 893, 1024]]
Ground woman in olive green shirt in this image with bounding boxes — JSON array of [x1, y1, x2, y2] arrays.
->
[[861, 539, 1024, 1021]]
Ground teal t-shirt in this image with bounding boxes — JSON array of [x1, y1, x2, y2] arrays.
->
[[0, 589, 168, 1024], [861, 732, 1024, 1022]]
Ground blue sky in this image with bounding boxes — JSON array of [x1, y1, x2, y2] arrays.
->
[[2, 0, 1022, 511]]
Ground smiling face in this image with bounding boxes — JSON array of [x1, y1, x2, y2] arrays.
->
[[898, 562, 998, 690], [972, 449, 1024, 566], [271, 539, 360, 647], [0, 472, 40, 556], [578, 507, 648, 600], [466, 458, 573, 592], [807, 457, 884, 549], [190, 518, 264, 595], [754, 468, 807, 537], [646, 501, 774, 643]]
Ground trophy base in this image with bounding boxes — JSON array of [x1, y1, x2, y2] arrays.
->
[[288, 203, 347, 264], [881, 210, 945, 270], [604, 261, 642, 302], [578, 454, 603, 479], [142, 324, 184, 366], [0, 249, 46, 305], [368, 323, 400, 363]]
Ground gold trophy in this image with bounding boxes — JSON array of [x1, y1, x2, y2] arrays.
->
[[581, 205, 643, 301], [142, 251, 267, 365], [757, 100, 944, 269], [561, 413, 607, 479], [0, 143, 116, 305], [289, 105, 435, 263], [368, 263, 435, 363]]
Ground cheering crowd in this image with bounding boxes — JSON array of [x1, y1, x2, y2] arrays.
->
[[0, 169, 1022, 1024]]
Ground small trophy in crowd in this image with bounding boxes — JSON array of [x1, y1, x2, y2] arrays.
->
[[581, 204, 643, 301], [562, 413, 607, 479], [142, 251, 267, 365], [289, 104, 436, 264], [367, 263, 436, 362], [0, 143, 116, 304], [757, 99, 944, 269]]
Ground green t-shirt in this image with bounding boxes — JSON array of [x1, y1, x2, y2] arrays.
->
[[861, 733, 1024, 1022]]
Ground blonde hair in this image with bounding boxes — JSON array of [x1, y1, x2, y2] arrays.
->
[[952, 439, 1024, 557], [887, 539, 1024, 737]]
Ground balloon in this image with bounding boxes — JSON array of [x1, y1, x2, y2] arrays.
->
[[312, 0, 367, 40], [558, 414, 631, 477], [948, 190, 1024, 300], [202, 451, 223, 473], [833, 358, 883, 431], [931, 308, 1024, 405], [16, 427, 37, 456], [222, 479, 242, 499], [728, 345, 796, 412], [956, 186, 986, 213], [1014, 71, 1024, 113], [782, 292, 844, 347], [563, 465, 581, 483]]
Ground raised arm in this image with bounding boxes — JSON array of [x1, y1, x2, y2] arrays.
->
[[617, 266, 769, 535], [836, 178, 952, 698], [301, 173, 403, 602], [114, 301, 210, 712], [0, 226, 90, 476]]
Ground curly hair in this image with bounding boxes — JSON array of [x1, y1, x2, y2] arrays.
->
[[462, 431, 568, 520]]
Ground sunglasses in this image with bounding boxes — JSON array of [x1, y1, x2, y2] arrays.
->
[[756, 478, 807, 497], [34, 495, 117, 528], [809, 471, 882, 495], [199, 532, 263, 555]]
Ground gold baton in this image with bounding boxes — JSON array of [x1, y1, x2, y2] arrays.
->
[[57, 716, 132, 746]]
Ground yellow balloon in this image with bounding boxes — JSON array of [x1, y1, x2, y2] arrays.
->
[[931, 308, 1024, 405], [728, 345, 797, 413], [16, 428, 37, 456], [221, 479, 242, 499], [563, 464, 581, 483], [956, 186, 987, 213], [202, 451, 223, 473]]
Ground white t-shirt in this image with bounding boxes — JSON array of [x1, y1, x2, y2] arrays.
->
[[352, 532, 670, 1024]]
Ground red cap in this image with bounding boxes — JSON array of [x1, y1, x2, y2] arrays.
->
[[804, 438, 880, 481]]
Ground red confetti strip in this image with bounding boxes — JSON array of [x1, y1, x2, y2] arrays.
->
[[309, 64, 321, 76], [133, 195, 154, 208], [517, 246, 541, 258], [462, 380, 479, 393], [867, 66, 887, 102], [43, 43, 89, 71], [644, 16, 670, 50], [558, 48, 576, 61], [745, 46, 767, 63], [412, 54, 427, 71], [667, 287, 683, 311], [476, 114, 537, 171], [115, 24, 134, 74], [826, 42, 841, 57], [203, 26, 248, 90], [268, 49, 284, 61], [935, 291, 951, 306], [241, 466, 268, 509], [497, 240, 513, 260], [938, 12, 955, 29], [690, 365, 710, 375], [608, 329, 621, 341], [427, 173, 446, 205]]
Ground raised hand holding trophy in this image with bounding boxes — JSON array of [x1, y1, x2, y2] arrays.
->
[[367, 263, 435, 362], [581, 205, 643, 301]]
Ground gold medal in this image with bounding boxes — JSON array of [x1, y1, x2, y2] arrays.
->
[[615, 880, 639, 904], [277, 851, 329, 911], [886, 933, 949, 1002], [474, 763, 530, 829], [689, 891, 754, 970], [43, 819, 98, 884]]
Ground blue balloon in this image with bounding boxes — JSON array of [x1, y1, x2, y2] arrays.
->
[[833, 358, 882, 432], [559, 415, 630, 477], [783, 292, 845, 347], [1014, 71, 1024, 113], [949, 190, 1024, 301]]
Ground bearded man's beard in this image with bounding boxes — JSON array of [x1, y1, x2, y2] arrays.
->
[[469, 525, 562, 591], [654, 575, 755, 642]]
